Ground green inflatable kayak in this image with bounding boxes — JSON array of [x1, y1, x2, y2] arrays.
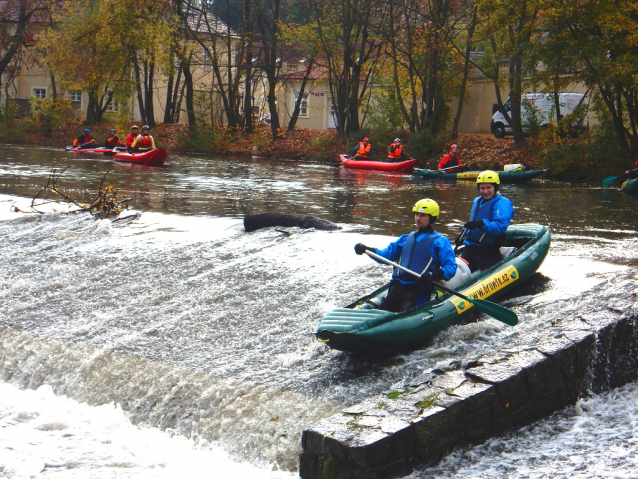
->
[[412, 168, 547, 183], [316, 224, 551, 354], [621, 177, 638, 194]]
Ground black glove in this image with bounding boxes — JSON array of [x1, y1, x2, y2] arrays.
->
[[464, 220, 484, 230], [354, 243, 370, 255], [420, 269, 444, 283]]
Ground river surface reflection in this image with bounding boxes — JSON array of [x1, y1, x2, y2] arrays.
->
[[1, 145, 636, 239]]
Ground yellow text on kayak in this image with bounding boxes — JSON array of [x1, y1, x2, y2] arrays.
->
[[450, 265, 519, 314]]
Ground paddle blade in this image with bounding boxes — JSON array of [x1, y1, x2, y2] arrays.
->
[[602, 175, 620, 186], [470, 297, 518, 326], [103, 150, 118, 156]]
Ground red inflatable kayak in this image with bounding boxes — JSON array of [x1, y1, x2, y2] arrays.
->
[[339, 154, 417, 172], [111, 148, 168, 166], [65, 146, 115, 156], [66, 146, 167, 166]]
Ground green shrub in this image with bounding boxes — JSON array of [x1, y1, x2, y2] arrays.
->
[[184, 126, 233, 153], [365, 87, 406, 132], [532, 95, 635, 182], [30, 96, 73, 137], [0, 119, 32, 143], [408, 129, 445, 164], [533, 126, 613, 182], [308, 134, 335, 161]]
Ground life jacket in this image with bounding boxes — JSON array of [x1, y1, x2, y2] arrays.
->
[[445, 153, 459, 167], [467, 196, 506, 246], [394, 231, 440, 282], [356, 142, 371, 159], [136, 134, 153, 149], [634, 159, 638, 168], [125, 133, 137, 147], [105, 136, 121, 148], [438, 153, 462, 171], [388, 143, 402, 160], [73, 134, 92, 147]]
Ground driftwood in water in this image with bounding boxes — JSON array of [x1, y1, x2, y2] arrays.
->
[[244, 213, 341, 232], [19, 165, 135, 222]]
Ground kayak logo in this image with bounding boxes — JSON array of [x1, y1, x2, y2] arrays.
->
[[457, 172, 480, 179], [451, 265, 520, 314]]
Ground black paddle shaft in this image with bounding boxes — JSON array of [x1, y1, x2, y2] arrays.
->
[[365, 249, 459, 295], [363, 249, 518, 326]]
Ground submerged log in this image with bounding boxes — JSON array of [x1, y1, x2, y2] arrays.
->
[[244, 213, 341, 232]]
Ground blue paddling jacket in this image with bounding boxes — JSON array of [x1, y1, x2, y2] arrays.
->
[[465, 194, 513, 247], [374, 230, 457, 286]]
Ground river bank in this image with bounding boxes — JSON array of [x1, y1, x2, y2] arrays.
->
[[5, 120, 538, 171]]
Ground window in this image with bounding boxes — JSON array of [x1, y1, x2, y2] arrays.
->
[[294, 93, 308, 117], [503, 98, 511, 112], [32, 88, 46, 99], [69, 91, 81, 102], [106, 100, 119, 113], [203, 49, 212, 72]]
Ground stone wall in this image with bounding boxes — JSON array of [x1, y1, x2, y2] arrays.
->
[[299, 309, 638, 479]]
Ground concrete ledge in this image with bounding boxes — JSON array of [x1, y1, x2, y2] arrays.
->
[[299, 309, 638, 479]]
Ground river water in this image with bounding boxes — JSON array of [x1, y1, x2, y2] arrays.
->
[[0, 145, 636, 478]]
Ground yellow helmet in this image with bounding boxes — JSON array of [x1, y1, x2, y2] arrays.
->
[[476, 170, 500, 185], [412, 198, 440, 217]]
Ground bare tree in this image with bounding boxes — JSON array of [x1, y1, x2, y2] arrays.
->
[[182, 0, 245, 129], [307, 0, 384, 137]]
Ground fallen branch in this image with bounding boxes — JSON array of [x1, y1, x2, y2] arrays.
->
[[28, 165, 134, 221]]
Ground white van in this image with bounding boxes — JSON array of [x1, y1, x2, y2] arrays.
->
[[490, 92, 589, 138]]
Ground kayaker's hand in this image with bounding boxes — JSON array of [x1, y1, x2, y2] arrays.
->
[[464, 220, 483, 230], [354, 243, 370, 255], [420, 269, 443, 284]]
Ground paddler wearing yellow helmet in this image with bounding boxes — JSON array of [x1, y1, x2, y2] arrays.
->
[[460, 170, 514, 272], [353, 198, 457, 313]]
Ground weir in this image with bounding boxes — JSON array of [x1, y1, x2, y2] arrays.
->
[[299, 305, 638, 479]]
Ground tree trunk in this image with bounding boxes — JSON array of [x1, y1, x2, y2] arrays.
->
[[144, 60, 155, 127], [287, 58, 314, 131], [133, 61, 147, 125], [452, 7, 477, 139], [181, 55, 197, 132]]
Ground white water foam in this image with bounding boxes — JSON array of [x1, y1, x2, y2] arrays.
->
[[0, 382, 297, 479], [402, 381, 638, 479]]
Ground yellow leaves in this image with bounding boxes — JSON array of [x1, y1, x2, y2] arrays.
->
[[40, 0, 178, 98]]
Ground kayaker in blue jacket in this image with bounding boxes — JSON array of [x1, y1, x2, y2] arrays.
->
[[461, 170, 514, 272], [354, 198, 457, 313]]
